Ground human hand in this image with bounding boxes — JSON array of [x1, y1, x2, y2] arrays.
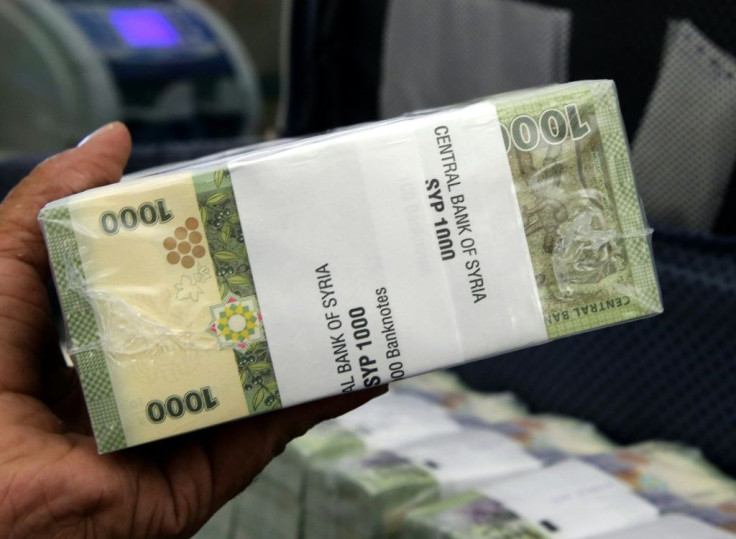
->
[[0, 123, 386, 538]]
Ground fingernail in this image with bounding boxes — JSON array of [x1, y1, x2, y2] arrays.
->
[[77, 122, 119, 147]]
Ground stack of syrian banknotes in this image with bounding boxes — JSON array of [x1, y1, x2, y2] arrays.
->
[[236, 373, 528, 539], [195, 370, 736, 538], [400, 440, 736, 539], [41, 80, 662, 454]]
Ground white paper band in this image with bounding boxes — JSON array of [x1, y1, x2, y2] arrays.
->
[[231, 103, 546, 406]]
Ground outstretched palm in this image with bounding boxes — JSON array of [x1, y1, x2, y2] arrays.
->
[[0, 124, 383, 537]]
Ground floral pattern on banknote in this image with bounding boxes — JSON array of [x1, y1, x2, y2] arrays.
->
[[207, 293, 264, 351], [194, 168, 282, 413]]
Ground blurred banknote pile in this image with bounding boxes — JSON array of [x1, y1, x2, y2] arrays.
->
[[196, 372, 736, 538]]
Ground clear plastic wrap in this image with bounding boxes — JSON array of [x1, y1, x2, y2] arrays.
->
[[39, 80, 662, 452]]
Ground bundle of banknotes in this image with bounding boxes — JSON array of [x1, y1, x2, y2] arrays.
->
[[235, 372, 528, 539], [40, 80, 662, 453], [301, 410, 615, 538], [400, 442, 736, 539], [195, 370, 736, 539], [582, 443, 736, 533]]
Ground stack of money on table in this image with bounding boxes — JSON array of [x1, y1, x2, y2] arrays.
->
[[235, 372, 527, 539], [301, 392, 613, 538], [400, 442, 736, 538], [195, 371, 735, 539]]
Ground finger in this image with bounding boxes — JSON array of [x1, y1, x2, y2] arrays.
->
[[42, 362, 92, 435], [0, 122, 132, 279]]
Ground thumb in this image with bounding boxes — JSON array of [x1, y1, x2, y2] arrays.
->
[[0, 122, 132, 277]]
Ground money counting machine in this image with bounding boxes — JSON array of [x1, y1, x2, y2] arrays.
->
[[0, 0, 261, 153]]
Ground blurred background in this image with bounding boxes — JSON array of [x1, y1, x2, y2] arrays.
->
[[204, 0, 284, 135], [0, 0, 285, 156], [1, 0, 735, 497]]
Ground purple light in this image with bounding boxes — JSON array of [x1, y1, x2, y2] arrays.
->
[[109, 9, 181, 48]]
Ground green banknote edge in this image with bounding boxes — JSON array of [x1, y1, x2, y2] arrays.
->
[[592, 82, 663, 322], [41, 205, 127, 453], [193, 167, 283, 414]]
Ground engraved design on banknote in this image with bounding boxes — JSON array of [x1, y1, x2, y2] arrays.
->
[[173, 262, 212, 302], [496, 82, 661, 338], [505, 97, 628, 299], [194, 168, 282, 413], [174, 274, 204, 301]]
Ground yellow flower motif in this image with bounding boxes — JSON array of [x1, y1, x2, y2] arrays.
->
[[208, 294, 264, 351]]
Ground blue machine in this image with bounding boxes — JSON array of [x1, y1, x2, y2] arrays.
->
[[0, 0, 261, 153]]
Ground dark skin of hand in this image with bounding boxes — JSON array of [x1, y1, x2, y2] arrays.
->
[[0, 123, 386, 538]]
